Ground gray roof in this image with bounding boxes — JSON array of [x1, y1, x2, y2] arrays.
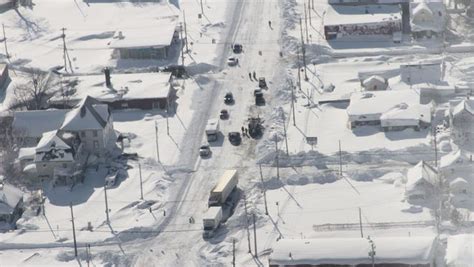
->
[[13, 109, 69, 137]]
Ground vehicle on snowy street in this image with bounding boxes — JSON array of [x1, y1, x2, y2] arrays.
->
[[224, 92, 234, 104], [258, 77, 267, 88], [232, 44, 243, 54], [227, 57, 239, 66], [208, 169, 238, 206], [205, 119, 220, 142], [199, 144, 211, 157], [228, 132, 242, 146], [220, 109, 229, 120], [255, 90, 265, 105], [202, 206, 223, 239]]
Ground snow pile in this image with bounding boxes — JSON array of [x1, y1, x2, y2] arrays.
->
[[269, 236, 436, 266], [446, 234, 474, 267]]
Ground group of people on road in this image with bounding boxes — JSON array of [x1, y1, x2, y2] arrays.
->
[[241, 126, 250, 138], [248, 71, 257, 81]]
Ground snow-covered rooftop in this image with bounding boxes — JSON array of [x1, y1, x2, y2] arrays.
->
[[109, 16, 179, 49], [12, 109, 69, 138], [35, 130, 74, 162], [410, 0, 447, 33], [61, 96, 109, 131], [380, 102, 431, 127], [347, 90, 426, 123], [406, 161, 438, 192], [269, 237, 436, 266], [325, 5, 401, 26], [452, 99, 474, 117], [0, 184, 23, 215], [55, 72, 172, 103], [440, 149, 472, 169], [446, 234, 473, 267]]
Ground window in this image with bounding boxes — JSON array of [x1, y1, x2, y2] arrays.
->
[[93, 130, 98, 137], [93, 141, 99, 150], [81, 131, 86, 138]]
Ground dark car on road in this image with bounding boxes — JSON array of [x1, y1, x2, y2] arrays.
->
[[220, 109, 229, 120], [228, 132, 242, 146], [258, 77, 267, 88], [232, 44, 243, 54], [224, 92, 234, 104]]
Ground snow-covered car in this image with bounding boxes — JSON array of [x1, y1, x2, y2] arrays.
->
[[227, 57, 239, 66], [220, 109, 229, 120], [199, 144, 211, 157]]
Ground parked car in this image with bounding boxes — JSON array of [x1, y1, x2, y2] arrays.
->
[[224, 92, 234, 104], [255, 91, 265, 105], [227, 57, 239, 66], [258, 77, 267, 88], [199, 144, 211, 157], [232, 44, 243, 54], [220, 109, 229, 120], [228, 132, 242, 146]]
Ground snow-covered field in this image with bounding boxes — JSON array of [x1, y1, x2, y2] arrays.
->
[[0, 0, 473, 266]]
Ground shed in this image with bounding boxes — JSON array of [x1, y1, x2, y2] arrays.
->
[[362, 75, 388, 91], [269, 237, 437, 267]]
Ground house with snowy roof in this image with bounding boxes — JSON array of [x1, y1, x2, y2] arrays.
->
[[34, 130, 86, 184], [269, 237, 437, 267], [0, 183, 24, 229], [109, 13, 180, 60], [347, 90, 431, 131], [410, 0, 447, 38], [59, 96, 116, 158], [447, 98, 474, 147], [440, 149, 472, 178], [400, 60, 442, 85], [405, 161, 438, 202]]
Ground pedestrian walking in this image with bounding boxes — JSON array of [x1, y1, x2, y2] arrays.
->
[[245, 128, 249, 137], [253, 71, 257, 80], [249, 72, 253, 81], [241, 126, 245, 135], [268, 20, 272, 28]]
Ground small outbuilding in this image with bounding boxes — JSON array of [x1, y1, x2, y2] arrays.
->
[[405, 160, 438, 202], [362, 75, 388, 91], [269, 236, 437, 267]]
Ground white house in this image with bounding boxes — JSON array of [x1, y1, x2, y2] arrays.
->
[[60, 96, 117, 158], [405, 161, 438, 202], [410, 0, 447, 38], [34, 130, 85, 184], [448, 99, 474, 147], [0, 183, 24, 229], [269, 237, 437, 267], [347, 90, 431, 130], [440, 149, 472, 179]]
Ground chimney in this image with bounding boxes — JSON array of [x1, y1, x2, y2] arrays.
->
[[104, 67, 111, 87]]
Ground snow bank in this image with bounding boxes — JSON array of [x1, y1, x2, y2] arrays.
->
[[446, 234, 473, 267]]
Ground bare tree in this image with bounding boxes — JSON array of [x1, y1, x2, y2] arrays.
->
[[13, 71, 57, 110]]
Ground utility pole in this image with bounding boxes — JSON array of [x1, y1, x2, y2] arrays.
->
[[304, 2, 309, 43], [312, 0, 315, 10], [139, 163, 144, 200], [368, 236, 376, 267], [2, 23, 9, 59], [183, 10, 189, 53], [104, 184, 110, 224], [259, 164, 269, 215], [296, 49, 302, 92], [244, 194, 252, 254], [299, 18, 308, 81], [232, 239, 236, 267], [308, 0, 312, 26], [358, 207, 364, 238], [166, 112, 170, 136], [200, 0, 204, 15], [179, 23, 185, 66], [86, 244, 90, 267], [433, 128, 438, 167], [283, 119, 289, 156], [69, 202, 78, 257], [338, 140, 343, 178], [61, 28, 68, 72], [275, 138, 280, 180], [155, 121, 160, 162], [253, 213, 258, 258], [291, 84, 296, 126]]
